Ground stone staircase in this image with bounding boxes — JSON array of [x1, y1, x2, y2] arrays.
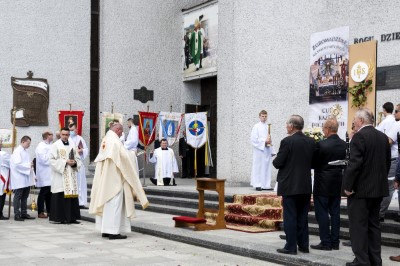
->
[[85, 164, 400, 248]]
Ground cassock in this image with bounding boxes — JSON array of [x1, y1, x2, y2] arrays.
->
[[10, 145, 34, 190], [69, 134, 88, 207], [89, 130, 148, 235], [250, 121, 273, 189], [149, 147, 179, 186], [35, 141, 52, 188], [49, 139, 81, 223]]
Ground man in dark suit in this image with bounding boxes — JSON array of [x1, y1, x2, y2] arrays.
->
[[179, 131, 190, 178], [311, 118, 346, 251], [273, 115, 316, 255], [342, 108, 391, 266]]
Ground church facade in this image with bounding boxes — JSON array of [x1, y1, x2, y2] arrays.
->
[[0, 0, 399, 184]]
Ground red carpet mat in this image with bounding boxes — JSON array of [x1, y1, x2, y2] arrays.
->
[[206, 194, 283, 233]]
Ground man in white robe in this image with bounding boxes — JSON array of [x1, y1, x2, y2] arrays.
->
[[0, 140, 10, 220], [149, 139, 179, 186], [124, 118, 139, 153], [89, 123, 148, 240], [68, 123, 89, 209], [250, 110, 273, 191], [49, 127, 81, 224], [35, 130, 53, 218], [10, 136, 35, 221]]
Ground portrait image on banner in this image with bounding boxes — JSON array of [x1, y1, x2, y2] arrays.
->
[[185, 112, 207, 149], [183, 1, 218, 80], [138, 112, 158, 146], [101, 112, 124, 139], [309, 26, 349, 139], [58, 110, 84, 136], [158, 112, 183, 146]]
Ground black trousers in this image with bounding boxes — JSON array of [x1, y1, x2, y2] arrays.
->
[[282, 194, 311, 251], [0, 193, 6, 216], [313, 195, 341, 247], [348, 197, 382, 266], [13, 187, 30, 216], [181, 156, 190, 178], [37, 186, 51, 214]]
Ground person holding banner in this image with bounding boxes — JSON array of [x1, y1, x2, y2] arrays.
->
[[149, 139, 179, 186], [0, 140, 10, 220], [250, 110, 273, 191], [10, 136, 35, 221]]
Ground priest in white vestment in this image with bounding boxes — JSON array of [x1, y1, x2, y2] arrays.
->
[[68, 123, 89, 209], [250, 110, 273, 191], [89, 123, 148, 240], [0, 140, 10, 220], [35, 130, 53, 218], [149, 139, 179, 186], [10, 136, 36, 221], [49, 127, 81, 224]]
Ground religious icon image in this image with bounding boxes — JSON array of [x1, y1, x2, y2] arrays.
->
[[65, 115, 78, 127], [143, 119, 152, 136], [161, 120, 178, 138]]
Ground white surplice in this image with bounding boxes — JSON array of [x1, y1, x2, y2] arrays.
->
[[10, 145, 34, 190], [250, 121, 273, 189], [149, 147, 179, 186], [0, 151, 10, 195], [69, 135, 88, 206], [124, 126, 138, 152], [35, 141, 52, 187]]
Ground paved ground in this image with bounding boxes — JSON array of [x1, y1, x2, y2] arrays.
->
[[0, 211, 280, 266]]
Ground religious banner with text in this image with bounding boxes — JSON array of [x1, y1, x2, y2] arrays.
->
[[158, 112, 183, 147], [138, 111, 158, 147], [101, 112, 124, 139], [347, 40, 377, 132], [309, 26, 349, 139], [185, 112, 208, 149], [58, 110, 84, 136]]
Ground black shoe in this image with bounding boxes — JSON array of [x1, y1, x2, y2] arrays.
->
[[277, 248, 297, 255], [262, 188, 274, 191], [256, 187, 262, 191], [345, 259, 363, 266], [342, 241, 352, 247], [379, 217, 384, 222], [68, 220, 80, 224], [102, 233, 110, 238], [311, 243, 332, 251], [298, 247, 310, 253], [332, 244, 339, 250], [14, 214, 24, 221], [21, 214, 35, 220], [0, 215, 9, 220], [109, 234, 127, 240], [394, 217, 400, 223], [279, 234, 286, 240], [79, 205, 89, 210]]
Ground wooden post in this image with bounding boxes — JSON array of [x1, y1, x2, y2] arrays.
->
[[8, 107, 17, 218]]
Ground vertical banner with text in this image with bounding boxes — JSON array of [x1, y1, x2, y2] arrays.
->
[[309, 26, 349, 139]]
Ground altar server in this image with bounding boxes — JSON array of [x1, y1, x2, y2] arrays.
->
[[149, 139, 179, 186], [0, 140, 10, 220]]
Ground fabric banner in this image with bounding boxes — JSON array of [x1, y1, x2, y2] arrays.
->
[[185, 112, 207, 149], [158, 112, 183, 146], [0, 128, 16, 148], [138, 111, 158, 146], [58, 110, 84, 136], [100, 112, 123, 139], [309, 26, 349, 139]]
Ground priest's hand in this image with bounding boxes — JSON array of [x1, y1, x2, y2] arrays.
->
[[344, 189, 355, 196], [395, 181, 399, 190], [66, 159, 76, 166], [265, 136, 271, 145], [77, 148, 83, 155]]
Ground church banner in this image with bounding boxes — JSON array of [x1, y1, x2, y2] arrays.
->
[[0, 128, 16, 148], [158, 112, 183, 146], [101, 112, 124, 139], [185, 112, 207, 149], [138, 111, 158, 147], [183, 1, 218, 81], [309, 26, 349, 139], [58, 110, 84, 136]]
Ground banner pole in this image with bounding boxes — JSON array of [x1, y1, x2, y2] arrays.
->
[[8, 107, 17, 218]]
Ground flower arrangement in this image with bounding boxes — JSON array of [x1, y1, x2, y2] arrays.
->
[[348, 79, 373, 108], [304, 127, 324, 142]]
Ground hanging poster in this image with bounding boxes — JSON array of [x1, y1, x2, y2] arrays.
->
[[58, 110, 84, 136], [158, 112, 183, 146], [309, 26, 349, 139]]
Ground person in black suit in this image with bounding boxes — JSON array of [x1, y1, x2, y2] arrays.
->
[[179, 131, 190, 178], [311, 118, 346, 251], [273, 115, 316, 255], [342, 109, 391, 266]]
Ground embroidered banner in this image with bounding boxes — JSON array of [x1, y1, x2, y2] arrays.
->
[[0, 128, 16, 148], [185, 112, 207, 149], [101, 112, 124, 139], [158, 112, 183, 146], [138, 111, 158, 146], [58, 110, 84, 136]]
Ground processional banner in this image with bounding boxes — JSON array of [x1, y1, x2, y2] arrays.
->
[[309, 26, 349, 139], [0, 128, 16, 148], [101, 112, 124, 139], [185, 112, 207, 149], [58, 110, 84, 136], [158, 112, 183, 146], [138, 112, 158, 146]]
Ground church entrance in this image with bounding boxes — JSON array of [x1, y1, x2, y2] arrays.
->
[[185, 76, 217, 177]]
